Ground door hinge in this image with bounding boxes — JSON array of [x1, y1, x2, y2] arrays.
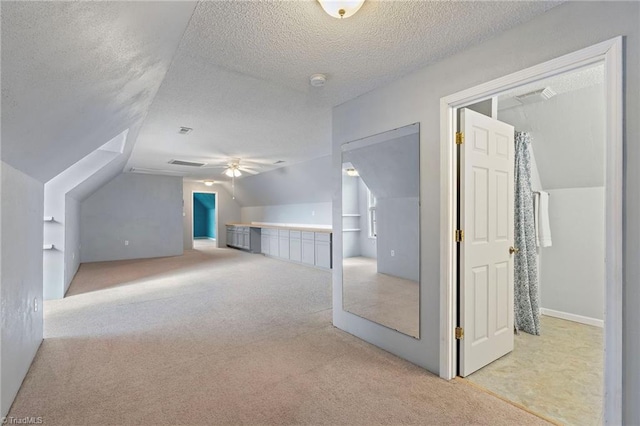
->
[[455, 229, 464, 242], [455, 327, 464, 340], [455, 132, 465, 145]]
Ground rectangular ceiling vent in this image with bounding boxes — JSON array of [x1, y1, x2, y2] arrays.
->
[[516, 87, 557, 105], [178, 127, 193, 135], [274, 160, 285, 164], [168, 159, 206, 167]]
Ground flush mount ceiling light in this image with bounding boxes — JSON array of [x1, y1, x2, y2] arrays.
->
[[346, 168, 359, 177], [317, 0, 365, 19], [203, 180, 215, 186]]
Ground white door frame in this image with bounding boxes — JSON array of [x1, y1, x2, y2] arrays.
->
[[439, 37, 623, 424], [191, 190, 219, 248]]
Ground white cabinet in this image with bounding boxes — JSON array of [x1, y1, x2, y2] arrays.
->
[[314, 232, 332, 269], [278, 230, 290, 259], [301, 232, 315, 266], [269, 230, 279, 256], [261, 233, 269, 255], [289, 231, 301, 262], [226, 225, 261, 253], [227, 225, 331, 269]]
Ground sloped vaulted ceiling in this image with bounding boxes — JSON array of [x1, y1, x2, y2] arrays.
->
[[1, 1, 197, 183], [2, 1, 562, 186]]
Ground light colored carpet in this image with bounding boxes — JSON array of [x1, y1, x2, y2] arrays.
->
[[9, 248, 549, 425], [466, 315, 603, 425], [343, 256, 419, 338]]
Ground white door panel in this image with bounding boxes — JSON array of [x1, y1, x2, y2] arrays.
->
[[460, 108, 515, 377]]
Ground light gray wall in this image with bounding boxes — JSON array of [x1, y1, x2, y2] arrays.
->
[[64, 195, 81, 293], [376, 197, 420, 282], [235, 155, 332, 226], [341, 175, 360, 258], [357, 179, 377, 259], [241, 202, 331, 226], [1, 162, 44, 417], [540, 187, 604, 320], [80, 173, 183, 262], [183, 180, 241, 249], [332, 5, 639, 421]]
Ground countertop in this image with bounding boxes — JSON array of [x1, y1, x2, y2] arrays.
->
[[226, 223, 333, 234]]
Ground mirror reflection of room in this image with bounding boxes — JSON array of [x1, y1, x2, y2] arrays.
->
[[341, 124, 420, 338]]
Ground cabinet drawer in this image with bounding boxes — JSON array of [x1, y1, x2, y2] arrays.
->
[[302, 231, 315, 241], [314, 232, 331, 242], [289, 230, 301, 240]]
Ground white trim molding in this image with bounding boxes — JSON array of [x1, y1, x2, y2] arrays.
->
[[540, 308, 604, 328], [439, 37, 623, 425]]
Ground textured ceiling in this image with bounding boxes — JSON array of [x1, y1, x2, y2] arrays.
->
[[499, 63, 604, 105], [1, 1, 197, 182], [127, 0, 561, 180]]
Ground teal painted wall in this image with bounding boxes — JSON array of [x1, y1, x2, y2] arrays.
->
[[193, 193, 216, 238]]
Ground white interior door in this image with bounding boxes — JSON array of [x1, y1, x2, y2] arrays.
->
[[459, 108, 515, 377]]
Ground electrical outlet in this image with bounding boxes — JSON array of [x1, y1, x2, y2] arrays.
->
[[34, 298, 38, 312], [124, 240, 129, 246], [391, 250, 395, 257], [72, 252, 75, 260], [312, 211, 315, 216]]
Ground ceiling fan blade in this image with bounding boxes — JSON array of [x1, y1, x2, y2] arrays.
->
[[240, 167, 259, 175]]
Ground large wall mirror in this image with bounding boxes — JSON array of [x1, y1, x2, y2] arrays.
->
[[341, 123, 420, 338]]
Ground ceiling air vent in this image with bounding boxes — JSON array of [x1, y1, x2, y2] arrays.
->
[[168, 159, 206, 167], [274, 160, 285, 164], [178, 127, 193, 135], [516, 87, 557, 105]]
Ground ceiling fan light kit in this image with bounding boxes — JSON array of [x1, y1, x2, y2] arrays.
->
[[224, 168, 242, 177], [317, 0, 365, 19]]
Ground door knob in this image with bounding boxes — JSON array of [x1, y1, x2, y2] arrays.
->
[[509, 246, 520, 255]]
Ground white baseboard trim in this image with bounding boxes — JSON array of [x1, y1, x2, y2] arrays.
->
[[540, 308, 603, 328]]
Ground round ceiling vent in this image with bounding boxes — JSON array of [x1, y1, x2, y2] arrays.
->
[[309, 73, 327, 87]]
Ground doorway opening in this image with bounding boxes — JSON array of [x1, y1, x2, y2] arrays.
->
[[192, 191, 218, 249], [440, 38, 622, 425]]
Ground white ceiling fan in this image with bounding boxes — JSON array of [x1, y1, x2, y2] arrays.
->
[[201, 157, 269, 200], [202, 158, 267, 177]]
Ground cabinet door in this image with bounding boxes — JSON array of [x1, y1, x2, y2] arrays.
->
[[243, 233, 250, 249], [270, 235, 279, 256], [226, 231, 232, 247], [301, 239, 315, 265], [279, 236, 290, 259], [261, 234, 269, 254], [290, 237, 301, 262], [315, 240, 331, 269]]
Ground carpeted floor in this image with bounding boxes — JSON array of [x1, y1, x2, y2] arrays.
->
[[9, 247, 549, 425]]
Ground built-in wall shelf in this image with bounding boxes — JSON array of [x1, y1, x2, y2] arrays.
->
[[342, 229, 361, 232], [342, 214, 361, 217], [43, 244, 55, 250], [44, 216, 55, 222]]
